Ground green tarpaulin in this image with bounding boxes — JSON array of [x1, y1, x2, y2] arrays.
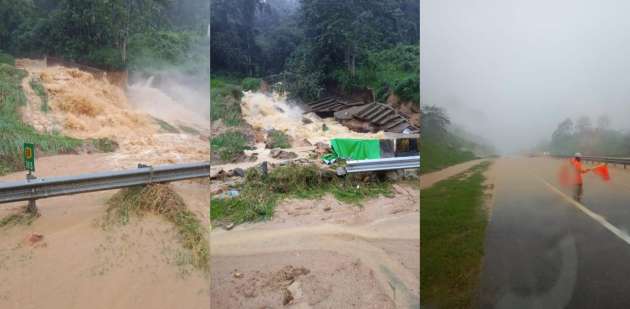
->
[[330, 138, 381, 161]]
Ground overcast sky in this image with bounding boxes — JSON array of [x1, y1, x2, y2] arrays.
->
[[421, 0, 630, 154]]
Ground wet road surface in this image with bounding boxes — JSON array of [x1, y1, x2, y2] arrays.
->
[[480, 157, 630, 308]]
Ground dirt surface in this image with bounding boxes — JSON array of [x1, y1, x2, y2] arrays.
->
[[0, 154, 209, 309], [210, 183, 419, 308], [420, 159, 488, 189]]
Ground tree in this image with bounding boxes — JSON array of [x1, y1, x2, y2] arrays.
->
[[552, 118, 574, 141], [596, 114, 611, 131], [421, 105, 450, 137], [576, 116, 593, 135]]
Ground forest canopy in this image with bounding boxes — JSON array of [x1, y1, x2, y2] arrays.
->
[[210, 0, 420, 102], [539, 115, 630, 156], [0, 0, 209, 72]]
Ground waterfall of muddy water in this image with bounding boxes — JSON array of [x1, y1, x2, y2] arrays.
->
[[21, 63, 209, 167], [127, 76, 209, 130], [241, 92, 384, 145]]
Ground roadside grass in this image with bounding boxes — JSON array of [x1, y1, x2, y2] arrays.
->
[[0, 64, 82, 175], [211, 76, 243, 126], [266, 129, 290, 149], [0, 211, 37, 228], [211, 131, 250, 161], [421, 138, 477, 173], [29, 78, 49, 112], [210, 164, 393, 225], [420, 161, 492, 308], [104, 184, 208, 270]]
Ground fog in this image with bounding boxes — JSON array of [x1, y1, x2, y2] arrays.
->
[[421, 0, 630, 154]]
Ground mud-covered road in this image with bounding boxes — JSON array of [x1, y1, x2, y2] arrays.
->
[[210, 184, 420, 308]]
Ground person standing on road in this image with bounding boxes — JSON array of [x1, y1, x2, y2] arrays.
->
[[570, 152, 590, 202]]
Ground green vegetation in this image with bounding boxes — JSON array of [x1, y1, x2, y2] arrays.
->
[[211, 76, 243, 126], [89, 138, 118, 153], [211, 131, 250, 161], [0, 63, 81, 175], [1, 1, 208, 72], [421, 105, 485, 173], [154, 117, 180, 133], [128, 31, 208, 75], [241, 77, 261, 92], [211, 0, 419, 102], [105, 184, 208, 270], [211, 164, 393, 225], [0, 211, 37, 228], [29, 78, 48, 112], [421, 161, 492, 308], [266, 130, 291, 149], [337, 45, 419, 103], [0, 51, 14, 65], [178, 125, 200, 136], [540, 115, 630, 156], [422, 139, 477, 173]]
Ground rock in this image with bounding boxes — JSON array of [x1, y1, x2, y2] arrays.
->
[[385, 170, 403, 181], [287, 281, 304, 303], [233, 271, 243, 279], [302, 117, 313, 124], [323, 205, 332, 211], [225, 223, 235, 230], [27, 233, 43, 244], [314, 142, 331, 155], [282, 288, 293, 305], [232, 168, 245, 177], [270, 149, 298, 159], [259, 161, 268, 176]]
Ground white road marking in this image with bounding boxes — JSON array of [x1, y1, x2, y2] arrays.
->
[[538, 177, 630, 246]]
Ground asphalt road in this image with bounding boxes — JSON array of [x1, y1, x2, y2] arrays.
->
[[479, 157, 630, 308]]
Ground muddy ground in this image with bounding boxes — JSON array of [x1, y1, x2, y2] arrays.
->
[[0, 154, 210, 309], [210, 183, 420, 308]]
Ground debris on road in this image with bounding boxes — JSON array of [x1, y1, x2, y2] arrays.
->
[[270, 149, 298, 159]]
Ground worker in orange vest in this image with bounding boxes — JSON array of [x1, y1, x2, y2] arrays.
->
[[570, 153, 591, 201]]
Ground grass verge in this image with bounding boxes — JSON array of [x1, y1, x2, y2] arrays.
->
[[104, 184, 208, 270], [0, 64, 82, 175], [421, 138, 477, 173], [0, 211, 38, 228], [211, 76, 243, 126], [420, 161, 491, 308], [210, 164, 393, 225], [211, 131, 250, 161], [29, 78, 48, 112]]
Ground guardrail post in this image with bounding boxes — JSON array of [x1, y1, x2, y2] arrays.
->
[[25, 172, 38, 215]]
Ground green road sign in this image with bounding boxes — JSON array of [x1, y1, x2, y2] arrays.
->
[[24, 143, 35, 172]]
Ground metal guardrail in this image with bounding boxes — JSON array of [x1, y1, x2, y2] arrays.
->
[[0, 162, 210, 204], [555, 155, 630, 168], [338, 156, 420, 175]]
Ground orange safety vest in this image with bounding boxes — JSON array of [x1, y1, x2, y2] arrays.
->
[[570, 158, 584, 185]]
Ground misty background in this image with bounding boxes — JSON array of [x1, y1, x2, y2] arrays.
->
[[422, 0, 630, 154]]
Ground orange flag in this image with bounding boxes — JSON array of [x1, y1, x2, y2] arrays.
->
[[591, 164, 611, 181]]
